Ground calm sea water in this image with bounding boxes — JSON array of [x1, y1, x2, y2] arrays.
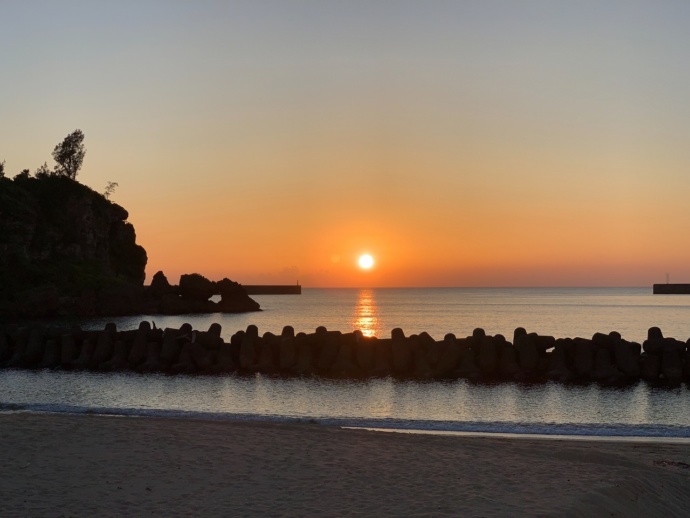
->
[[3, 287, 690, 438]]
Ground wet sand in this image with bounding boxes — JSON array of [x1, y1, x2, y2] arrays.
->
[[1, 413, 689, 516]]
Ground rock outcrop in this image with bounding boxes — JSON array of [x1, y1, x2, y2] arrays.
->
[[0, 175, 260, 316], [146, 272, 261, 314], [0, 174, 146, 316]]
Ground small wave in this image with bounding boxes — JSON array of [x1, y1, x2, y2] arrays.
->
[[2, 402, 690, 439], [339, 418, 690, 439]]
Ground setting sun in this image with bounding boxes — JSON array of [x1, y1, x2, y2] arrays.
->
[[358, 254, 374, 269]]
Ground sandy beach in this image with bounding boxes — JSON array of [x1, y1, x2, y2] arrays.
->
[[1, 414, 689, 517]]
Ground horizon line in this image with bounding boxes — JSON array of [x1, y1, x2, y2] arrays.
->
[[254, 285, 651, 290]]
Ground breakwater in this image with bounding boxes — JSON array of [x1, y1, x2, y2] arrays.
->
[[653, 284, 690, 294], [0, 323, 688, 386]]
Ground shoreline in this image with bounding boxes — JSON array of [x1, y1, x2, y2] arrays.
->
[[4, 405, 690, 443], [5, 409, 690, 444], [356, 427, 690, 444], [2, 413, 690, 516]]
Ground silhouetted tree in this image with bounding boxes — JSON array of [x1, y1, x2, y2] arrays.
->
[[0, 160, 5, 178], [34, 162, 51, 178], [15, 169, 30, 180], [104, 181, 119, 199], [52, 129, 86, 179]]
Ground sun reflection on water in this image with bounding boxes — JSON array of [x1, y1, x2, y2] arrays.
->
[[351, 289, 380, 337]]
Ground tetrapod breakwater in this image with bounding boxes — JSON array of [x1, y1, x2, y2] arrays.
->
[[0, 322, 688, 386]]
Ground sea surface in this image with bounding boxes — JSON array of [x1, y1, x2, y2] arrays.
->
[[3, 287, 690, 439]]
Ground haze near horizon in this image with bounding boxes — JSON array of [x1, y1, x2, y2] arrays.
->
[[2, 1, 690, 288]]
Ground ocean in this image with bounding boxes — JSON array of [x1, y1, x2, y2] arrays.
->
[[3, 287, 690, 438]]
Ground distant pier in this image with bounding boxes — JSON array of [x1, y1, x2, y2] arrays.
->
[[653, 284, 690, 294], [243, 284, 302, 295]]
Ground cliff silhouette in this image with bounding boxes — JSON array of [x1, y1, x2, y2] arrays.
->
[[0, 174, 259, 317], [0, 173, 147, 315]]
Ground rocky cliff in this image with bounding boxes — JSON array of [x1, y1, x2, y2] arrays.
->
[[0, 174, 260, 317], [0, 174, 148, 316]]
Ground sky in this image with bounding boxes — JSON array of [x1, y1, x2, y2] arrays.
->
[[2, 1, 690, 287]]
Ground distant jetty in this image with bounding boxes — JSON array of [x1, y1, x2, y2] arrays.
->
[[242, 285, 302, 295], [653, 284, 690, 294]]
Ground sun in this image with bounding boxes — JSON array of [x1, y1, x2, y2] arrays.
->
[[358, 254, 374, 269]]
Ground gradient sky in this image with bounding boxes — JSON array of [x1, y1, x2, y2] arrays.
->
[[2, 1, 690, 287]]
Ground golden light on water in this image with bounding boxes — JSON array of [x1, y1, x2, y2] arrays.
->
[[351, 288, 380, 337]]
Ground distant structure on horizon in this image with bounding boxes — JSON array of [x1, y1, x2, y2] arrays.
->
[[653, 283, 690, 294]]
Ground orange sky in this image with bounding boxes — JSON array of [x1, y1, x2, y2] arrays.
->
[[3, 2, 690, 287]]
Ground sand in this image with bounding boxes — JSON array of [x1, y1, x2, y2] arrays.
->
[[1, 414, 690, 517]]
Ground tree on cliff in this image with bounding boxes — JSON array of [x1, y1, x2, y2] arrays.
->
[[52, 129, 86, 179], [103, 181, 119, 199], [34, 162, 52, 178]]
